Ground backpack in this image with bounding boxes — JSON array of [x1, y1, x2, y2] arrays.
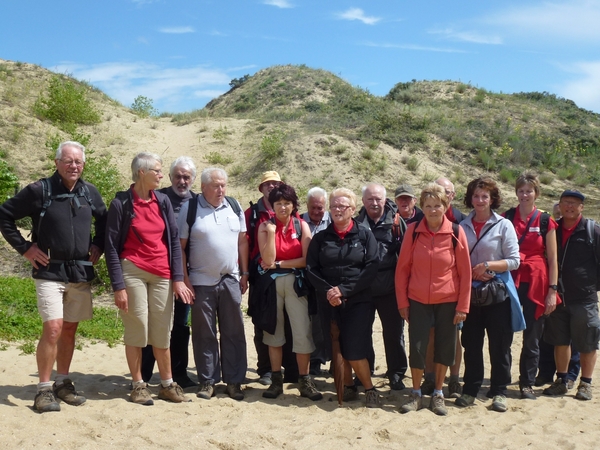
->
[[504, 207, 550, 246], [411, 216, 460, 249], [35, 177, 96, 242]]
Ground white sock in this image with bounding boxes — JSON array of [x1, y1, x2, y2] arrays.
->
[[37, 381, 53, 392], [433, 389, 444, 397], [161, 378, 173, 388], [132, 380, 145, 388]]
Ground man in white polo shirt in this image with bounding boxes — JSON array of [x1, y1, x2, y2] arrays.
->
[[178, 167, 249, 401]]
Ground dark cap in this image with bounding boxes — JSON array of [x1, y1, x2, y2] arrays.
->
[[560, 189, 585, 202], [394, 184, 416, 199]]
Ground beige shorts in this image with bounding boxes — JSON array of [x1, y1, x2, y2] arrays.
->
[[263, 273, 315, 354], [120, 259, 173, 348], [35, 279, 93, 323]]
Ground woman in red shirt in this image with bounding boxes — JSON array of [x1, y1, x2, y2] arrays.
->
[[504, 173, 558, 400], [257, 184, 320, 401]]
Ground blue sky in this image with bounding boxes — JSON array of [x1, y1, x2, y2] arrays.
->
[[2, 0, 600, 113]]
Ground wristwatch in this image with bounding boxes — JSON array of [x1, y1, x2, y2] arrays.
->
[[549, 285, 558, 291], [483, 262, 490, 269]]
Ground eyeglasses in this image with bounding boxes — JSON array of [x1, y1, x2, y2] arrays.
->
[[331, 205, 351, 212], [148, 169, 163, 175], [58, 159, 84, 167]]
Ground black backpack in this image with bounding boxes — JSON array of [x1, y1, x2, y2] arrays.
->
[[35, 177, 96, 242], [411, 216, 460, 249]]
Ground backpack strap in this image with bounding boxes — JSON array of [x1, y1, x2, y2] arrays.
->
[[393, 212, 407, 242], [539, 212, 550, 246], [412, 216, 459, 249], [225, 196, 242, 217]]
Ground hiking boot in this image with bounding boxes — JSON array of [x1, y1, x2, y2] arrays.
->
[[455, 393, 475, 407], [34, 388, 61, 413], [173, 376, 198, 389], [299, 376, 323, 401], [400, 391, 422, 413], [575, 381, 593, 401], [343, 385, 358, 402], [534, 375, 552, 387], [53, 379, 86, 406], [258, 372, 272, 386], [566, 379, 575, 391], [543, 379, 568, 396], [420, 378, 435, 396], [448, 380, 462, 398], [491, 395, 507, 412], [365, 389, 380, 408], [520, 385, 536, 400], [197, 381, 215, 400], [262, 372, 283, 399], [130, 383, 154, 405], [158, 382, 188, 403], [430, 393, 448, 416], [226, 383, 244, 401]]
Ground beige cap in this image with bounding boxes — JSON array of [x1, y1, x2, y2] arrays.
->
[[258, 171, 281, 191]]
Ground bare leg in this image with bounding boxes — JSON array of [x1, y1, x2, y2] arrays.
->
[[36, 319, 63, 383], [554, 345, 571, 374], [349, 359, 374, 390], [410, 368, 424, 391], [56, 321, 78, 375], [153, 346, 173, 380], [126, 345, 143, 381], [269, 346, 283, 373], [580, 351, 597, 379], [296, 353, 310, 376]]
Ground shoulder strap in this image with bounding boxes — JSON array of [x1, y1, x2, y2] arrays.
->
[[80, 183, 96, 212], [225, 196, 242, 217], [470, 219, 502, 255], [293, 216, 302, 240], [586, 219, 598, 265], [516, 209, 540, 245], [186, 193, 199, 233], [540, 212, 550, 245], [393, 212, 407, 242], [411, 217, 424, 243], [451, 222, 459, 249]]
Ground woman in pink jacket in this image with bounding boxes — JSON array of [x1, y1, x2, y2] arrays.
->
[[396, 183, 472, 416]]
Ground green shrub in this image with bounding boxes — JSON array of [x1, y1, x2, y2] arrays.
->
[[0, 158, 19, 203], [212, 125, 232, 142], [131, 95, 158, 118], [33, 75, 101, 130], [260, 129, 285, 166], [406, 156, 420, 172], [206, 152, 233, 165]]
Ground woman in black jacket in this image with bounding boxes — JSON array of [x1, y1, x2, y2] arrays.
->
[[306, 188, 380, 407]]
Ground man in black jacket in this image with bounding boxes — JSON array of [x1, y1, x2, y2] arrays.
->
[[357, 183, 408, 390], [0, 141, 107, 413], [544, 189, 600, 400]]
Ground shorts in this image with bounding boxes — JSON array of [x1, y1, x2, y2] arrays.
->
[[120, 259, 173, 348], [545, 302, 600, 353], [35, 279, 93, 323]]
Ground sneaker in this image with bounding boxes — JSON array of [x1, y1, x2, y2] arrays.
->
[[226, 383, 244, 401], [197, 381, 215, 400], [420, 378, 435, 396], [173, 376, 198, 389], [543, 379, 568, 396], [575, 381, 593, 401], [520, 385, 536, 400], [566, 379, 575, 391], [299, 376, 323, 401], [430, 394, 447, 416], [400, 391, 422, 413], [389, 376, 405, 391], [455, 393, 475, 407], [491, 395, 507, 412], [34, 388, 61, 413], [53, 379, 86, 406], [258, 372, 272, 386], [343, 385, 358, 402], [158, 382, 188, 403], [448, 380, 462, 398], [365, 389, 380, 408], [130, 383, 154, 405]]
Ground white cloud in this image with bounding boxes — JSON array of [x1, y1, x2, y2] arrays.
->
[[559, 61, 600, 112], [430, 28, 502, 45], [53, 62, 231, 111], [483, 0, 600, 42], [338, 8, 381, 25], [262, 0, 293, 8], [363, 42, 467, 54], [158, 26, 195, 34]]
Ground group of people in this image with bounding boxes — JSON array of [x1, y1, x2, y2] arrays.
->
[[0, 140, 598, 416]]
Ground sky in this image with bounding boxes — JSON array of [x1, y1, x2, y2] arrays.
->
[[2, 0, 600, 114]]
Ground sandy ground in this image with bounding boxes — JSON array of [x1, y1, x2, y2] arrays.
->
[[2, 302, 600, 450]]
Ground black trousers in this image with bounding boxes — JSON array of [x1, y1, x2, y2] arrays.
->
[[518, 283, 546, 386], [462, 298, 514, 397]]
